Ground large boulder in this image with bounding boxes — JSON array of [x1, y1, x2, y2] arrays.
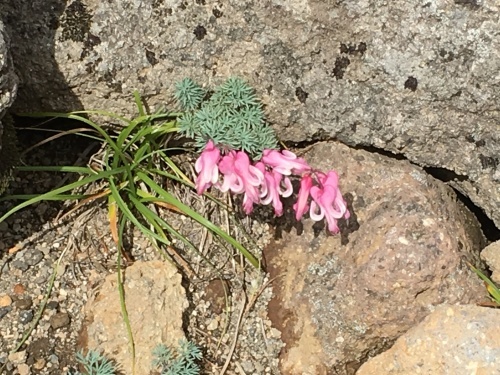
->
[[1, 0, 499, 228], [264, 142, 487, 375], [0, 19, 19, 194], [357, 305, 500, 375]]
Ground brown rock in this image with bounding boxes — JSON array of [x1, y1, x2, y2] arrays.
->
[[265, 142, 487, 375], [204, 278, 230, 315], [80, 261, 188, 375], [481, 240, 500, 284], [50, 312, 71, 329], [13, 283, 25, 295], [14, 297, 33, 310], [357, 305, 500, 375]]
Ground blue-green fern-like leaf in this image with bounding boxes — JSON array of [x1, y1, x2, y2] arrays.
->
[[211, 77, 260, 109], [175, 76, 279, 158], [152, 340, 202, 375], [177, 112, 199, 139], [73, 350, 117, 375], [174, 78, 205, 111]]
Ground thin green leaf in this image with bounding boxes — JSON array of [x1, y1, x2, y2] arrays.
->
[[116, 215, 136, 375], [16, 166, 95, 174], [0, 168, 126, 223], [137, 172, 259, 268], [469, 263, 500, 303]]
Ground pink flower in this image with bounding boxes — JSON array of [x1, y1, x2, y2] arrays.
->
[[195, 140, 220, 195], [262, 149, 311, 176], [309, 171, 349, 234], [293, 174, 313, 221], [218, 151, 245, 194], [218, 151, 264, 214], [255, 162, 293, 216]]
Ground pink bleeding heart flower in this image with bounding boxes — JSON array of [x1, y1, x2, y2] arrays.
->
[[255, 162, 293, 216], [218, 151, 245, 194], [293, 174, 313, 221], [219, 150, 264, 214], [309, 171, 349, 234], [195, 140, 220, 195], [262, 149, 311, 176]]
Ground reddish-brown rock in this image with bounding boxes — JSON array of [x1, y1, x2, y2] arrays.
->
[[357, 304, 500, 375], [481, 240, 500, 284], [265, 142, 487, 375]]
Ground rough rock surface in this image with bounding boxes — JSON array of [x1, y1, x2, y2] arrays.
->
[[1, 0, 499, 227], [357, 304, 500, 375], [78, 261, 188, 375], [0, 20, 17, 120], [0, 19, 18, 175], [481, 240, 500, 284], [264, 142, 487, 375], [0, 19, 18, 194]]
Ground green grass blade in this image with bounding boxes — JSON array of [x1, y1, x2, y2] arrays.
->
[[137, 171, 259, 268], [107, 180, 170, 245], [116, 215, 136, 375], [0, 194, 90, 201], [0, 168, 126, 223], [469, 264, 500, 303], [20, 110, 132, 126], [133, 91, 146, 117], [16, 166, 96, 174]]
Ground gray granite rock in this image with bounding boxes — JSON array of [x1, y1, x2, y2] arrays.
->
[[0, 19, 18, 193], [0, 20, 17, 122], [1, 0, 499, 227]]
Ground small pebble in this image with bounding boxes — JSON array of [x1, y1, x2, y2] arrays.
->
[[15, 298, 33, 310], [0, 294, 12, 307], [0, 221, 9, 231], [48, 354, 59, 365], [19, 310, 34, 324], [13, 284, 25, 295], [8, 350, 26, 364], [0, 306, 12, 319], [17, 363, 30, 375], [26, 250, 44, 266], [207, 318, 219, 331], [33, 358, 46, 370], [46, 301, 59, 310], [49, 312, 71, 329]]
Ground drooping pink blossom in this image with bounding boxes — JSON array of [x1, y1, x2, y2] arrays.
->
[[255, 162, 295, 216], [218, 151, 245, 194], [262, 149, 311, 176], [194, 140, 221, 195], [309, 171, 349, 234], [293, 174, 313, 221], [218, 150, 264, 214]]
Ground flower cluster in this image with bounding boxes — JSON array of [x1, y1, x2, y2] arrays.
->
[[195, 140, 350, 234]]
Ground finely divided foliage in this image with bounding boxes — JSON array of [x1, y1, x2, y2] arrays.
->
[[72, 340, 202, 375], [175, 77, 278, 158]]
